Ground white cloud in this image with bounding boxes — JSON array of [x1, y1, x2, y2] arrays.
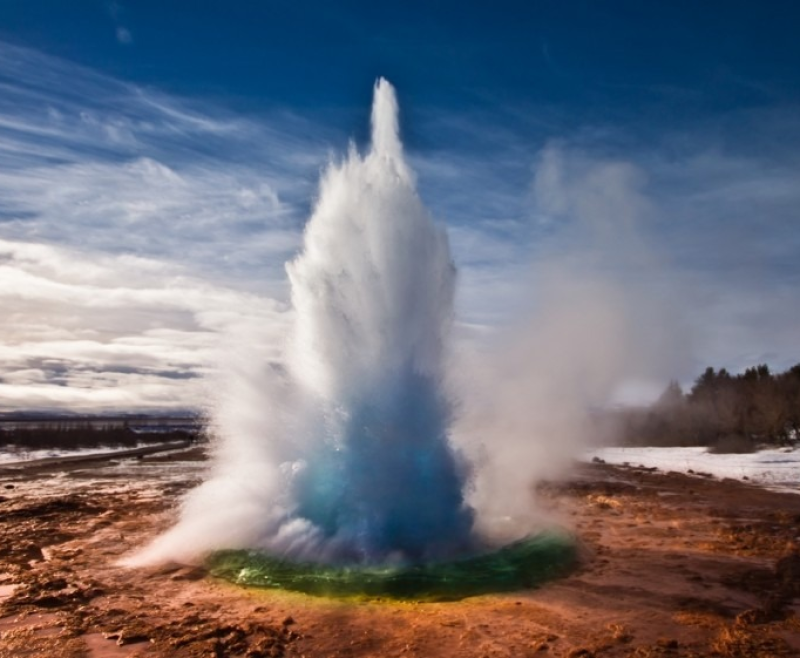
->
[[0, 42, 331, 411], [0, 238, 290, 412]]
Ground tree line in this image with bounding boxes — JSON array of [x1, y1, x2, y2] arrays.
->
[[0, 422, 199, 451], [614, 363, 800, 452]]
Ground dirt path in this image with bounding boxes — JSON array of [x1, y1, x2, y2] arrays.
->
[[1, 450, 799, 657]]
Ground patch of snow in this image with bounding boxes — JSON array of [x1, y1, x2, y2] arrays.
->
[[0, 444, 133, 464], [584, 446, 800, 493], [0, 442, 180, 465]]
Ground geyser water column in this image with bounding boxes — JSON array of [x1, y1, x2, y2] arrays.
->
[[283, 77, 474, 562], [129, 79, 577, 596]]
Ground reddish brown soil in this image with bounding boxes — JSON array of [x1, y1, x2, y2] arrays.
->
[[1, 449, 799, 657]]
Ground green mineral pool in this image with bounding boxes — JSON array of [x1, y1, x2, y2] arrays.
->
[[207, 531, 578, 601]]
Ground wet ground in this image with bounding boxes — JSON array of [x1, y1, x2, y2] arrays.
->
[[1, 447, 799, 657]]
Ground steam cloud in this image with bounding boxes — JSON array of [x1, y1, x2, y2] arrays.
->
[[127, 80, 682, 567]]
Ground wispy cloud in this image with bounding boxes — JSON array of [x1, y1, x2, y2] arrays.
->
[[0, 41, 340, 292]]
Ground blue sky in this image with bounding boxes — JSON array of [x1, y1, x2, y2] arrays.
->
[[0, 1, 799, 411]]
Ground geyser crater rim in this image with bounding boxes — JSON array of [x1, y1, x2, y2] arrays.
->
[[206, 530, 578, 601]]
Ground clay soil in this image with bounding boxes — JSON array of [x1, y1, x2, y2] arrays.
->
[[1, 447, 799, 658]]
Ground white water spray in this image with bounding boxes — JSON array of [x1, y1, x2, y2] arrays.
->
[[129, 79, 475, 566]]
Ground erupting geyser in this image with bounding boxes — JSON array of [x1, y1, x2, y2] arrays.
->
[[284, 78, 473, 562], [129, 79, 575, 596]]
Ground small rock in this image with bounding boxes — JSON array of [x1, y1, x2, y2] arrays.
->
[[567, 649, 594, 658], [23, 544, 45, 561], [117, 631, 151, 646]]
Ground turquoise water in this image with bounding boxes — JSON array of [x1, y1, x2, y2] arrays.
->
[[207, 531, 577, 601]]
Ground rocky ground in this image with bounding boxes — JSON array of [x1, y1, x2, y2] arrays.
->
[[1, 447, 799, 657]]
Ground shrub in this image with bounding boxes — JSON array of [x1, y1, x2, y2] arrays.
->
[[708, 434, 757, 454]]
